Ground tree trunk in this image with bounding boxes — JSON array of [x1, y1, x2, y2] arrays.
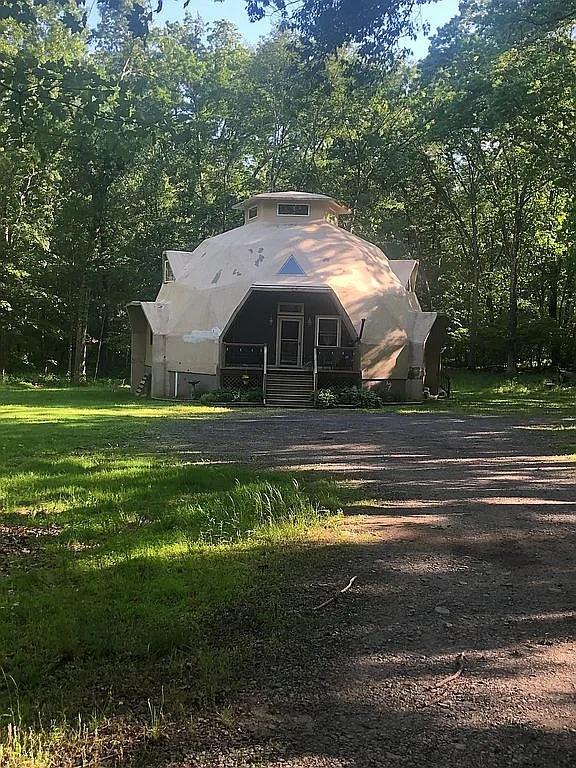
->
[[93, 310, 106, 381], [548, 259, 562, 367], [72, 285, 89, 383], [506, 211, 522, 376], [467, 201, 480, 369]]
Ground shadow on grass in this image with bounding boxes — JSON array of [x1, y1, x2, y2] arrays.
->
[[0, 455, 344, 723], [1, 381, 575, 767]]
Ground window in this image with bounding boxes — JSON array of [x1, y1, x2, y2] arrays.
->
[[316, 317, 340, 347], [248, 206, 258, 220], [277, 203, 309, 216], [278, 302, 304, 315], [163, 255, 175, 283]]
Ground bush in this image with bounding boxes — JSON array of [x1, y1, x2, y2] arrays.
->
[[315, 385, 385, 409], [316, 388, 339, 408], [357, 387, 385, 408], [199, 387, 263, 405]]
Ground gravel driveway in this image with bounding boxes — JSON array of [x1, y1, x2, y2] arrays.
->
[[161, 410, 576, 768]]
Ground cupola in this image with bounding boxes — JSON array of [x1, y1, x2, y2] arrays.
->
[[233, 191, 351, 225]]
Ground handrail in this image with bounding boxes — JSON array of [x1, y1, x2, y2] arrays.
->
[[263, 345, 268, 405], [315, 345, 356, 350], [315, 345, 356, 371], [313, 347, 318, 403], [224, 342, 267, 348]]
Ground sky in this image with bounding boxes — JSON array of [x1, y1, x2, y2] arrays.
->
[[155, 0, 461, 59]]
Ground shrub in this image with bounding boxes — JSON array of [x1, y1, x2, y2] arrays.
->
[[357, 387, 385, 408], [316, 388, 339, 408], [315, 386, 385, 408], [199, 388, 263, 404]]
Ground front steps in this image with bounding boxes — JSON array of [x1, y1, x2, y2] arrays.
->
[[135, 372, 151, 397], [265, 368, 314, 408]]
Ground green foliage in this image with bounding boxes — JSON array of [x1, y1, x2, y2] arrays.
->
[[316, 386, 386, 408], [315, 388, 339, 409], [1, 0, 576, 380], [417, 369, 576, 419], [199, 387, 263, 404], [0, 384, 339, 726]]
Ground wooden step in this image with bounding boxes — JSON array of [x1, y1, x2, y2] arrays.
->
[[266, 383, 314, 391], [265, 368, 315, 407], [135, 372, 151, 397], [266, 400, 314, 408]]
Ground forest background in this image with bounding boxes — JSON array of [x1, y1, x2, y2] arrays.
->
[[1, 0, 575, 380]]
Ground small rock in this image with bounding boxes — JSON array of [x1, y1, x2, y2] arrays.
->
[[454, 743, 466, 751], [435, 606, 451, 615]]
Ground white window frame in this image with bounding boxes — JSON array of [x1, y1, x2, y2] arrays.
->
[[276, 315, 304, 367], [163, 255, 175, 283], [315, 316, 341, 348], [247, 205, 258, 220], [277, 302, 304, 316], [277, 203, 310, 217]]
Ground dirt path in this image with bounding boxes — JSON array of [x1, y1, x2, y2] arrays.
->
[[160, 410, 576, 767]]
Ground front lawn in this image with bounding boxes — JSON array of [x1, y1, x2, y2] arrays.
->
[[0, 384, 341, 764]]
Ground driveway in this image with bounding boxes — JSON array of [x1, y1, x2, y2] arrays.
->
[[161, 410, 576, 767]]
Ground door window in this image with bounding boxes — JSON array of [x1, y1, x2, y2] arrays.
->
[[278, 318, 302, 366]]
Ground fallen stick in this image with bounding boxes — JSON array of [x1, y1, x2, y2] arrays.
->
[[422, 651, 466, 694], [431, 651, 466, 689], [418, 652, 467, 708], [312, 576, 357, 610]]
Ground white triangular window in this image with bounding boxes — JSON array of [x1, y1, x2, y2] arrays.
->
[[276, 255, 306, 276]]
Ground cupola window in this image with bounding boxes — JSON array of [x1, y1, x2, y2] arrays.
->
[[248, 206, 258, 220], [277, 203, 309, 216]]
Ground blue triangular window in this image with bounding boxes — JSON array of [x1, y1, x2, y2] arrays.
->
[[277, 255, 306, 276]]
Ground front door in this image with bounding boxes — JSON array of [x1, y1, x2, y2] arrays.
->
[[277, 317, 303, 367]]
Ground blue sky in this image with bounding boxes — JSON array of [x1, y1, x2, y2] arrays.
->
[[155, 0, 461, 58]]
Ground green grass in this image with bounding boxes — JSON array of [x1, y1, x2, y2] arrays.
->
[[446, 370, 576, 417], [0, 373, 573, 764], [0, 383, 342, 756], [398, 371, 576, 456], [394, 370, 576, 419]]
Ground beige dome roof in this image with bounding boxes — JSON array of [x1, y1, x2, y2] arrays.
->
[[139, 217, 436, 379]]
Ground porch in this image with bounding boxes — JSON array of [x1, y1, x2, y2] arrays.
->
[[219, 288, 361, 406]]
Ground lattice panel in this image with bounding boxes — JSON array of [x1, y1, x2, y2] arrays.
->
[[221, 371, 263, 390], [317, 372, 361, 389]]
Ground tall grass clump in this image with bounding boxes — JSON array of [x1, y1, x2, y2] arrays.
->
[[195, 479, 327, 544]]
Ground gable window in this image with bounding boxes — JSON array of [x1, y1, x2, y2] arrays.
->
[[163, 255, 175, 283], [277, 203, 309, 216], [248, 206, 258, 220], [316, 316, 341, 347], [278, 302, 304, 316]]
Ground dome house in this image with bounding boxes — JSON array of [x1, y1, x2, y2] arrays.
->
[[127, 191, 447, 405]]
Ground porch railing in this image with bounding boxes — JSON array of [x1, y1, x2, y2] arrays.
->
[[315, 346, 356, 371], [313, 347, 318, 402], [263, 345, 268, 405], [223, 342, 266, 368]]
